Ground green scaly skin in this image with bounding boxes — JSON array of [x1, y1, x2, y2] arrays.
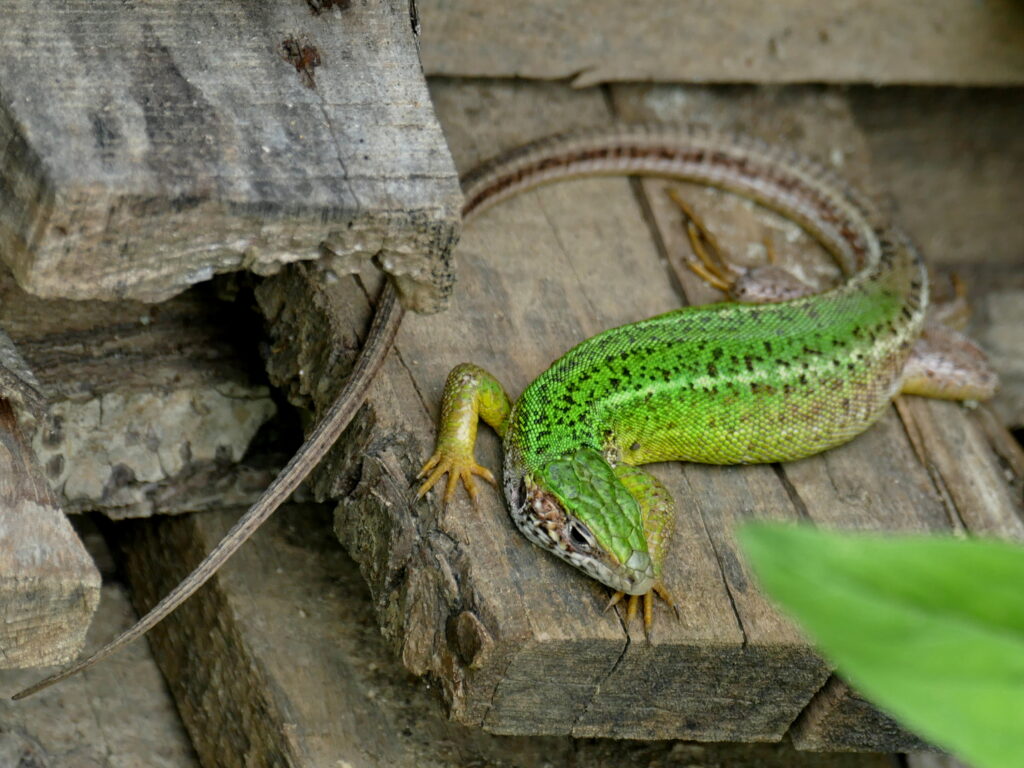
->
[[418, 126, 990, 616], [498, 248, 921, 597], [422, 250, 926, 599]]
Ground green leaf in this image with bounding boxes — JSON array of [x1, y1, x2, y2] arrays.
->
[[738, 524, 1024, 768]]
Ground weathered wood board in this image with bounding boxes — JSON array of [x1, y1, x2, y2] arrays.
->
[[0, 270, 279, 519], [0, 579, 198, 766], [974, 282, 1024, 431], [116, 501, 896, 768], [848, 88, 1024, 271], [614, 83, 1024, 750], [789, 678, 931, 753], [417, 1, 1024, 86], [0, 394, 100, 668], [907, 755, 971, 768], [247, 79, 1024, 746], [0, 0, 460, 312]]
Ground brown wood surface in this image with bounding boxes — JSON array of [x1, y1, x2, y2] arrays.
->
[[244, 80, 1024, 745], [612, 83, 1024, 749], [975, 282, 1024, 431], [0, 580, 198, 766], [0, 0, 460, 312], [790, 678, 931, 753], [116, 502, 896, 768], [0, 271, 280, 519], [417, 0, 1024, 86], [0, 396, 100, 668]]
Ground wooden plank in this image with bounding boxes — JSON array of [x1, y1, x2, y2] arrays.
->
[[115, 501, 895, 768], [254, 80, 829, 741], [848, 88, 1024, 270], [907, 755, 970, 768], [0, 393, 100, 668], [417, 1, 1024, 86], [846, 88, 1024, 429], [789, 678, 931, 753], [0, 0, 460, 312], [251, 79, 1020, 743], [0, 581, 198, 766], [612, 85, 1024, 430], [974, 282, 1024, 431], [785, 87, 1024, 749], [0, 271, 279, 519]]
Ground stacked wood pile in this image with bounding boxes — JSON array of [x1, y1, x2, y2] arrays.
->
[[1, 1, 1022, 766]]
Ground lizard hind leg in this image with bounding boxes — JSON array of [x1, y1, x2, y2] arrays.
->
[[608, 464, 680, 635], [666, 187, 818, 304], [899, 322, 999, 401], [926, 271, 971, 330]]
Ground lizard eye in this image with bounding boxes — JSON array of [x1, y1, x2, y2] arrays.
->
[[567, 520, 596, 552]]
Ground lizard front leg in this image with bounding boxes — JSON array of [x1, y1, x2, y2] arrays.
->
[[417, 363, 512, 504], [606, 464, 678, 632]]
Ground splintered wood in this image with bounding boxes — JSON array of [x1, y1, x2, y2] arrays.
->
[[0, 0, 460, 311], [0, 395, 100, 668], [248, 81, 1024, 747], [0, 274, 279, 520]]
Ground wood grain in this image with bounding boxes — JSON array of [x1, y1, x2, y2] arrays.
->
[[0, 581, 198, 766], [417, 0, 1024, 86], [116, 502, 895, 768], [0, 395, 100, 668], [0, 0, 460, 311], [152, 79, 1020, 746], [256, 81, 834, 741], [614, 82, 1024, 750]]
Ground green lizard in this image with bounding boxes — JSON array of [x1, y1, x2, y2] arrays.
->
[[416, 125, 997, 628]]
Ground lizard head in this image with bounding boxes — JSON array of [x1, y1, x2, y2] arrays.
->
[[505, 447, 654, 595]]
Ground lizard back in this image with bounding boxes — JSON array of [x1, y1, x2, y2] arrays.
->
[[480, 126, 929, 471], [509, 257, 923, 469]]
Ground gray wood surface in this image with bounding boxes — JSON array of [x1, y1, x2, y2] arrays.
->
[[612, 83, 1024, 749], [0, 581, 199, 766], [0, 271, 279, 519], [418, 0, 1024, 86], [975, 285, 1024, 431], [0, 395, 100, 668], [116, 502, 896, 768], [0, 0, 460, 312], [848, 88, 1024, 271], [251, 81, 1024, 749], [848, 87, 1024, 432], [248, 80, 1024, 744]]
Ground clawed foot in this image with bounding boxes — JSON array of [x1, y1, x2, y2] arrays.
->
[[665, 187, 816, 304], [665, 187, 741, 293], [416, 449, 497, 505], [605, 583, 679, 636]]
